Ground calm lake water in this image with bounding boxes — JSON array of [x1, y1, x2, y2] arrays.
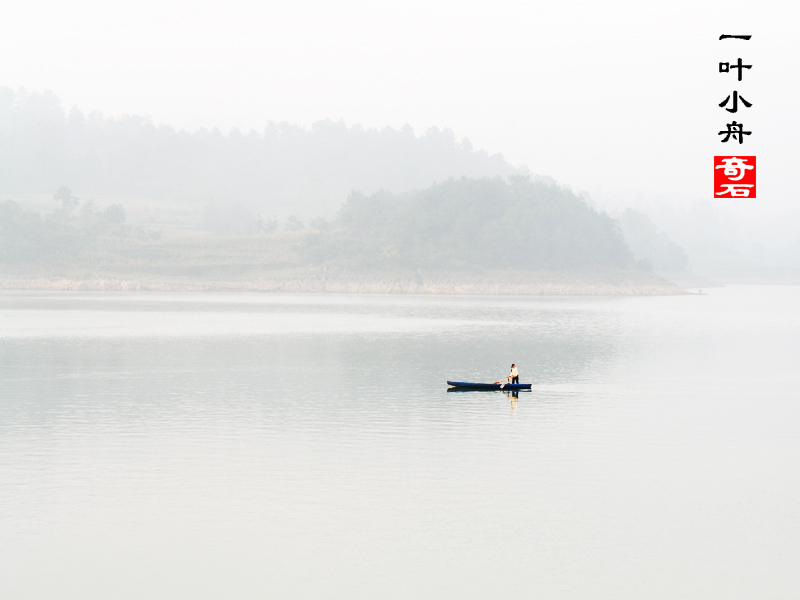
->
[[1, 287, 799, 599]]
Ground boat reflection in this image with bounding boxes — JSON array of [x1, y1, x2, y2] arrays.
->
[[446, 388, 530, 394]]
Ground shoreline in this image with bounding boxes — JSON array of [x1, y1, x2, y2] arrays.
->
[[0, 269, 686, 295]]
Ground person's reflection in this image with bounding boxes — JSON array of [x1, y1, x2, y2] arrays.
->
[[504, 390, 520, 405]]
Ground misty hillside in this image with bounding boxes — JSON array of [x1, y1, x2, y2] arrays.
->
[[616, 208, 688, 272], [312, 177, 635, 271], [0, 88, 518, 216], [1, 177, 639, 278]]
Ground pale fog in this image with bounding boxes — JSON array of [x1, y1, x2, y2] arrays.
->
[[1, 0, 800, 281], [2, 2, 800, 600]]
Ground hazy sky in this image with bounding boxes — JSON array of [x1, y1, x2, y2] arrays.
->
[[2, 0, 798, 215]]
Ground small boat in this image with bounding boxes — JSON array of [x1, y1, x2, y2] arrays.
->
[[447, 380, 532, 391]]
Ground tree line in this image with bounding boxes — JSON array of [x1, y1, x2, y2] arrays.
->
[[0, 88, 518, 216], [2, 178, 643, 273], [0, 187, 136, 265], [305, 176, 635, 271]]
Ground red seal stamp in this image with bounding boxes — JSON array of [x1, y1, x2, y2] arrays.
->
[[714, 156, 756, 198]]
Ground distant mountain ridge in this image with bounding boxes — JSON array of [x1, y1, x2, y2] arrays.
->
[[0, 88, 519, 216]]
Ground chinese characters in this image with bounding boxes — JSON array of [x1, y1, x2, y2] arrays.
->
[[715, 35, 755, 198], [718, 35, 753, 144]]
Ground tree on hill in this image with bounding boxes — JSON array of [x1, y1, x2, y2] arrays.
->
[[312, 176, 635, 271], [0, 194, 130, 265]]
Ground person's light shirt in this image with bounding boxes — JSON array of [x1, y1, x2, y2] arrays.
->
[[510, 366, 518, 378]]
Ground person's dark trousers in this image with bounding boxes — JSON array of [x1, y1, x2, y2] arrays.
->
[[512, 377, 519, 384]]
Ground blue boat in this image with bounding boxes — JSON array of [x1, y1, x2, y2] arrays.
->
[[447, 380, 532, 391]]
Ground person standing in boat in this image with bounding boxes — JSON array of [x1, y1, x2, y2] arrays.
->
[[509, 364, 519, 385]]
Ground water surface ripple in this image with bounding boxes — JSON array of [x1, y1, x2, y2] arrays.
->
[[1, 288, 798, 599]]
